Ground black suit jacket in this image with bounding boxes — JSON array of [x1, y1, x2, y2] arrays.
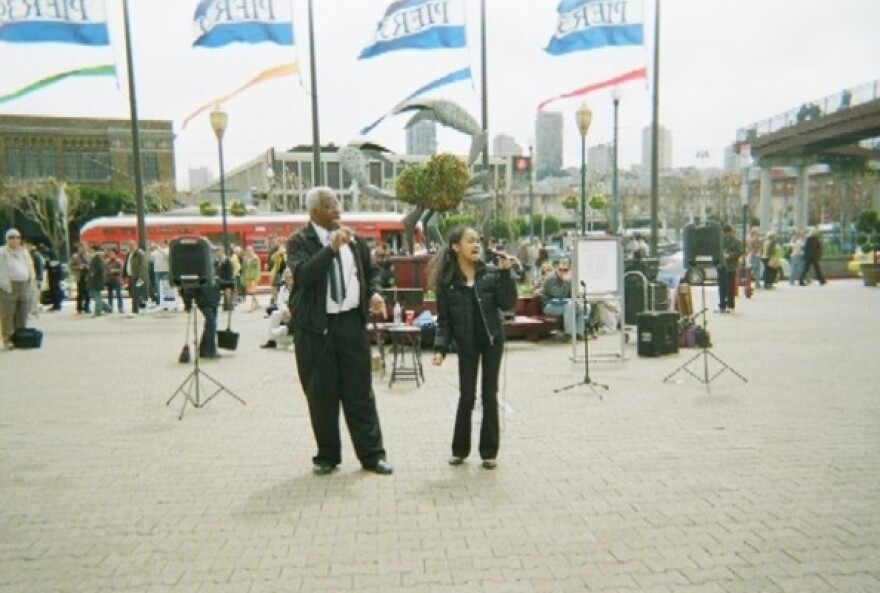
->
[[286, 223, 381, 335]]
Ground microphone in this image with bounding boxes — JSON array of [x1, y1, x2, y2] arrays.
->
[[485, 247, 508, 261]]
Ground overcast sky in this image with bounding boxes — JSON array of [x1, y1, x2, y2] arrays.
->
[[2, 0, 879, 190]]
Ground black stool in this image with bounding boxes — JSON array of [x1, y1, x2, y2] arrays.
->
[[387, 325, 424, 387]]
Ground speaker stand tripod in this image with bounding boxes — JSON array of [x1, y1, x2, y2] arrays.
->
[[554, 287, 609, 399], [166, 303, 245, 420], [662, 273, 747, 393]]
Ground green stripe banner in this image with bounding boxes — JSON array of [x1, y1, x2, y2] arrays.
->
[[0, 64, 116, 106]]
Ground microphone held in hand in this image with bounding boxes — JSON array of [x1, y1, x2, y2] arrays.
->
[[485, 247, 508, 263]]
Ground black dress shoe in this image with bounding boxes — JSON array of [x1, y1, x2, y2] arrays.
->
[[260, 340, 277, 349], [364, 459, 393, 475], [312, 462, 337, 476]]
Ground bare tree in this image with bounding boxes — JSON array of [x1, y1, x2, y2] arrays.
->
[[0, 178, 90, 255]]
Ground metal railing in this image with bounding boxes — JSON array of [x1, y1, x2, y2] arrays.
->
[[736, 79, 880, 144]]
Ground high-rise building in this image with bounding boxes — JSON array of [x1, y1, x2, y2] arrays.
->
[[535, 111, 563, 179], [492, 133, 522, 158], [641, 124, 673, 175], [587, 143, 612, 177], [188, 166, 212, 189], [405, 119, 437, 156]]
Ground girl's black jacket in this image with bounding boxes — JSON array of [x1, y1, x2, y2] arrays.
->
[[433, 261, 518, 355]]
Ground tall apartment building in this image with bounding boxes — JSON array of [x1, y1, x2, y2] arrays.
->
[[492, 133, 522, 158], [535, 111, 563, 179], [640, 124, 673, 175], [405, 119, 437, 156], [188, 166, 212, 190], [587, 143, 612, 177]]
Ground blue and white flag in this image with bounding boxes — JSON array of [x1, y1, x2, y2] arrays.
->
[[546, 0, 643, 56], [358, 0, 466, 60], [193, 0, 294, 48], [360, 67, 471, 135], [0, 0, 109, 45]]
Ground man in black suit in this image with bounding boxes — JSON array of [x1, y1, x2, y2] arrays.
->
[[287, 187, 393, 476]]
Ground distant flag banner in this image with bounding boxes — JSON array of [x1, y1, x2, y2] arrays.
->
[[0, 0, 109, 45], [181, 62, 298, 129], [193, 0, 294, 47], [545, 0, 643, 56], [537, 66, 647, 110], [0, 64, 116, 106], [360, 66, 471, 135], [359, 0, 466, 60]]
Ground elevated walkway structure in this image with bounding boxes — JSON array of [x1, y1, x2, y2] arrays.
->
[[735, 80, 880, 229]]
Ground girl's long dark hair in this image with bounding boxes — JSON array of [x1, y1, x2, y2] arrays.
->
[[429, 225, 472, 291]]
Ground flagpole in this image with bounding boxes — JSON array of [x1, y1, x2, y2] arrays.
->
[[480, 0, 490, 200], [122, 0, 147, 251], [649, 0, 661, 257], [307, 0, 322, 186]]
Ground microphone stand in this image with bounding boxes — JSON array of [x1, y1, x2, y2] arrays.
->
[[554, 280, 609, 398]]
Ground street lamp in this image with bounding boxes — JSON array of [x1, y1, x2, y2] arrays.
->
[[575, 102, 593, 235], [696, 149, 709, 222], [209, 104, 230, 257], [611, 87, 622, 234], [528, 141, 534, 242]]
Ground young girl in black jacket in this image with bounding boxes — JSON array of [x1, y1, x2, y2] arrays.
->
[[431, 227, 518, 469]]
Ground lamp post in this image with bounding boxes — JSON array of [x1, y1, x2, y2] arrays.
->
[[528, 142, 534, 242], [209, 104, 230, 257], [576, 102, 593, 235], [696, 149, 709, 222], [611, 87, 622, 235]]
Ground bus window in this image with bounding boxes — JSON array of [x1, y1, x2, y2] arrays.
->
[[250, 238, 269, 252]]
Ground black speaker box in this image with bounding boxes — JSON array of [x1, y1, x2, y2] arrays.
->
[[637, 311, 679, 357], [169, 236, 214, 286], [624, 272, 648, 326], [683, 221, 722, 268]]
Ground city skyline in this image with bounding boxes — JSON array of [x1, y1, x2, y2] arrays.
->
[[1, 1, 878, 190]]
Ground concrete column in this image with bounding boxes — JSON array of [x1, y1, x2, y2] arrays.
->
[[794, 166, 809, 229], [760, 167, 773, 232], [874, 177, 880, 211]]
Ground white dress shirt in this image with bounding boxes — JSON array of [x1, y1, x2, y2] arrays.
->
[[311, 222, 360, 313]]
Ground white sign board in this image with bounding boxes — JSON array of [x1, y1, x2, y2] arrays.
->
[[573, 237, 623, 296]]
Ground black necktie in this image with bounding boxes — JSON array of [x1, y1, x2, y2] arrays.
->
[[329, 252, 344, 304]]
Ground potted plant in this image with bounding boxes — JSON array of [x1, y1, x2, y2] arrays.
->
[[855, 208, 880, 286]]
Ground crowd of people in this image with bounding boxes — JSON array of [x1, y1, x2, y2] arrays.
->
[[2, 210, 836, 479], [745, 226, 827, 292]]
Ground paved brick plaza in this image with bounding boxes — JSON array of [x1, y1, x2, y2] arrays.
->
[[1, 280, 878, 592]]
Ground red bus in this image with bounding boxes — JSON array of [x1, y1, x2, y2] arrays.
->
[[79, 212, 417, 280]]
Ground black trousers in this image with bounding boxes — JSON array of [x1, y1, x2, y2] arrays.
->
[[717, 266, 737, 310], [452, 338, 504, 460], [198, 303, 217, 356], [800, 259, 825, 284], [76, 277, 90, 312], [293, 311, 385, 468]]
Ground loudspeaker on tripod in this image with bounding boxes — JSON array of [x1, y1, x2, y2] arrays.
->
[[169, 236, 214, 287], [683, 221, 722, 271]]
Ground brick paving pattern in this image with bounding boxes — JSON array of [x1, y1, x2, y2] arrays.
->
[[1, 280, 878, 592]]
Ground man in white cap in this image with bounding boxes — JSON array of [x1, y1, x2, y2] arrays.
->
[[0, 229, 37, 349]]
